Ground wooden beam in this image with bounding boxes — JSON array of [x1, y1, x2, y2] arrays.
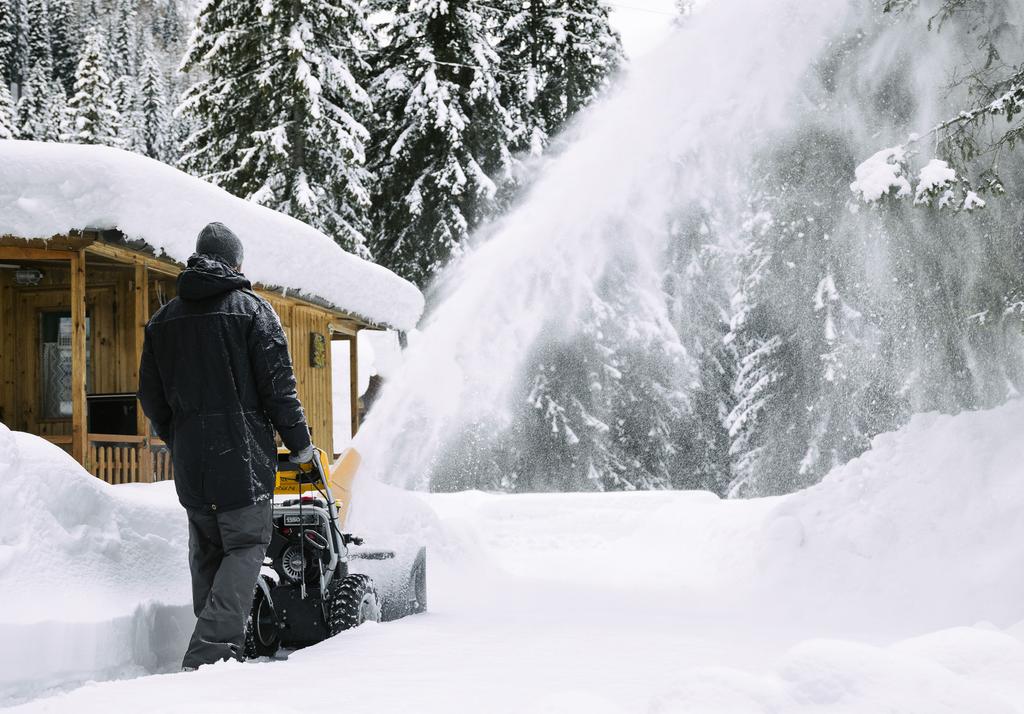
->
[[254, 287, 376, 331], [85, 241, 180, 277], [2, 236, 392, 330], [0, 246, 76, 261], [87, 433, 148, 444], [133, 262, 153, 482], [0, 276, 14, 428], [0, 234, 94, 251], [70, 250, 88, 466], [349, 329, 360, 437], [328, 320, 359, 337], [90, 241, 385, 333]]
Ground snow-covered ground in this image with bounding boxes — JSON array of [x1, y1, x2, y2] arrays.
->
[[5, 399, 1024, 712]]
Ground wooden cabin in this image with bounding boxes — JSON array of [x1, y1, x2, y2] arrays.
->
[[0, 143, 423, 486]]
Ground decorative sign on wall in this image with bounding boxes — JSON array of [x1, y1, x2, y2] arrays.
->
[[310, 332, 327, 368]]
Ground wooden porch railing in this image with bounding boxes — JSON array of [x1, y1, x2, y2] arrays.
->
[[85, 434, 174, 485], [152, 442, 173, 482], [91, 440, 140, 484]]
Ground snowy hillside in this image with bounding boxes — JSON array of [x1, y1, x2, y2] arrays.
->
[[5, 399, 1024, 711]]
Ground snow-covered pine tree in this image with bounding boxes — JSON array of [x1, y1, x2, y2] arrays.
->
[[68, 30, 121, 145], [497, 0, 622, 157], [725, 127, 903, 496], [49, 0, 78, 93], [368, 0, 515, 285], [874, 0, 1023, 203], [603, 329, 690, 491], [136, 48, 168, 160], [0, 79, 16, 138], [180, 0, 375, 255], [10, 0, 32, 88], [167, 96, 197, 166], [664, 210, 735, 495], [111, 72, 136, 144], [47, 77, 70, 139], [16, 62, 63, 140], [682, 300, 735, 495], [25, 0, 52, 72], [496, 0, 561, 158], [548, 0, 620, 122], [110, 0, 137, 79], [794, 264, 866, 481], [722, 214, 790, 497], [157, 0, 185, 51], [434, 247, 692, 495], [84, 0, 101, 22], [0, 0, 13, 86], [496, 261, 690, 493], [517, 340, 608, 492]]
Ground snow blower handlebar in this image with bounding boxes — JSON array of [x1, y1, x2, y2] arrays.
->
[[274, 447, 342, 602], [274, 447, 332, 493]]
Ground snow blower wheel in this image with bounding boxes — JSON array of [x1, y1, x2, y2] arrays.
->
[[329, 573, 381, 634], [410, 549, 427, 614], [244, 585, 280, 658]]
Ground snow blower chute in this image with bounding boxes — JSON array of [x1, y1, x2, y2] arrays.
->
[[244, 447, 427, 657]]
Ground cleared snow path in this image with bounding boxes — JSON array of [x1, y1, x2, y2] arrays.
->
[[4, 492, 808, 714], [8, 400, 1024, 712]]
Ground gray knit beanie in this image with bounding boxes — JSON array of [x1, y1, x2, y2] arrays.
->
[[196, 222, 244, 268]]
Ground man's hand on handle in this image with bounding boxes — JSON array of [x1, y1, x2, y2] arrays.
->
[[289, 444, 316, 465]]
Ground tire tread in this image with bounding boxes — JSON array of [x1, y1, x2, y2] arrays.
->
[[328, 573, 380, 635]]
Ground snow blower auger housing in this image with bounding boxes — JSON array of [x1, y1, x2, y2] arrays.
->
[[244, 447, 427, 658]]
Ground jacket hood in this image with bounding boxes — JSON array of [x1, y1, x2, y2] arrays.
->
[[177, 254, 251, 301]]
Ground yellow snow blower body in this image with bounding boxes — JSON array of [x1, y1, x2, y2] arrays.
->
[[274, 447, 361, 527]]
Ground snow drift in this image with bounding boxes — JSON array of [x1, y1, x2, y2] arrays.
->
[[0, 423, 192, 704], [760, 402, 1024, 631], [0, 141, 423, 331]]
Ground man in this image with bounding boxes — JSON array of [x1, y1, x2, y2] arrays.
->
[[139, 222, 314, 670]]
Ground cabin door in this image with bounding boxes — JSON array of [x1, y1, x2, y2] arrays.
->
[[12, 285, 115, 442]]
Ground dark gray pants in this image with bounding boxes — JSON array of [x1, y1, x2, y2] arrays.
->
[[183, 500, 272, 669]]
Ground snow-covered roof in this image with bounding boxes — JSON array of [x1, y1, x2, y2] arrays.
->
[[0, 141, 423, 331]]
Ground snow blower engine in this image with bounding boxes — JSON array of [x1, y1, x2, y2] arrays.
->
[[244, 447, 427, 658]]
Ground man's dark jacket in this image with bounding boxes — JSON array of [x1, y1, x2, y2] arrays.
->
[[138, 254, 311, 512]]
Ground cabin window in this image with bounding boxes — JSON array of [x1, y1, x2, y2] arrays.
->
[[39, 311, 91, 420]]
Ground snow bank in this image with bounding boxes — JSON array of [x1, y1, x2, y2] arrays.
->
[[760, 400, 1024, 630], [0, 423, 193, 703], [0, 141, 423, 331]]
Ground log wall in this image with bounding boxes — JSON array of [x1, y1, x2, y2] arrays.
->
[[0, 245, 344, 484], [263, 296, 335, 459]]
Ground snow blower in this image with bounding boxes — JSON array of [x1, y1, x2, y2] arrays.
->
[[244, 447, 427, 657]]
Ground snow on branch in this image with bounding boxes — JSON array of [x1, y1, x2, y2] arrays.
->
[[851, 144, 987, 213], [854, 77, 1024, 212], [914, 159, 956, 207], [849, 146, 911, 203]]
